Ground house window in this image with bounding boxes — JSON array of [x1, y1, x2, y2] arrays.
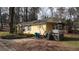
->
[[25, 25, 31, 31], [27, 25, 31, 31], [53, 25, 58, 29], [53, 24, 63, 30], [58, 24, 63, 30]]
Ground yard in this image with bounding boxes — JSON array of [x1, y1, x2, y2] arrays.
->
[[0, 32, 10, 37], [0, 39, 79, 51], [62, 34, 79, 47], [0, 32, 79, 51]]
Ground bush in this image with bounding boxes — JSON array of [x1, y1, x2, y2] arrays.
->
[[18, 33, 35, 38], [1, 34, 35, 39]]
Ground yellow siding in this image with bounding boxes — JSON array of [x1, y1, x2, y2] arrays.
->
[[23, 24, 46, 35], [46, 23, 54, 32]]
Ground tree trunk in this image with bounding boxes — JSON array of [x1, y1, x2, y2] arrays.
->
[[0, 8, 3, 31], [9, 7, 15, 33], [25, 7, 28, 21]]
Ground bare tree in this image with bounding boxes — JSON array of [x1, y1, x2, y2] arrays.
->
[[49, 7, 54, 17], [14, 7, 20, 24], [24, 7, 28, 22], [68, 7, 76, 20], [67, 8, 76, 33], [0, 7, 2, 30], [57, 7, 65, 19], [75, 7, 79, 19], [9, 7, 15, 33], [29, 7, 40, 21]]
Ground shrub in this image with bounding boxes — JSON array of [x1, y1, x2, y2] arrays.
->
[[1, 33, 35, 39]]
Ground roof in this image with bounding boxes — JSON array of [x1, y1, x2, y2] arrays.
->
[[18, 17, 64, 26]]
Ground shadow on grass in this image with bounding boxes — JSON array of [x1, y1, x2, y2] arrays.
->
[[62, 37, 79, 41]]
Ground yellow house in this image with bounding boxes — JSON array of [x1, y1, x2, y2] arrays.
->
[[17, 18, 62, 35]]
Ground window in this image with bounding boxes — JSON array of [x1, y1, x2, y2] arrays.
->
[[58, 24, 63, 30], [53, 24, 63, 30], [25, 25, 31, 31], [27, 25, 31, 31], [53, 25, 58, 29]]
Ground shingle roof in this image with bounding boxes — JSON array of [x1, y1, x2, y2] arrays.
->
[[18, 17, 63, 26]]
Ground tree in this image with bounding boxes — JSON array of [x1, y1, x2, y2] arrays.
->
[[75, 7, 79, 19], [38, 7, 49, 20], [24, 7, 28, 22], [56, 7, 65, 19], [49, 7, 54, 17], [67, 8, 76, 33], [68, 7, 76, 20], [29, 7, 39, 21], [9, 7, 15, 33], [0, 7, 9, 31], [0, 7, 2, 30], [14, 7, 20, 24]]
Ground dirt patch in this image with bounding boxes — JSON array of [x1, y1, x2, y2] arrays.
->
[[0, 39, 78, 51]]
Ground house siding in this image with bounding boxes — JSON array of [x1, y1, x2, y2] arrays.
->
[[23, 24, 46, 35]]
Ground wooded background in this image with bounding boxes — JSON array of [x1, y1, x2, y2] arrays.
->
[[0, 7, 79, 33]]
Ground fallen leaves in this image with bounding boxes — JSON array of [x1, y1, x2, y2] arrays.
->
[[0, 39, 78, 51]]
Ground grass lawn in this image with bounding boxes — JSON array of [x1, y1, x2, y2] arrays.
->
[[62, 41, 79, 47], [0, 31, 79, 48], [62, 34, 79, 47], [0, 32, 10, 36], [64, 34, 79, 38]]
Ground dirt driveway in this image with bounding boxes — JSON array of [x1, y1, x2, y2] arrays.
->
[[0, 38, 79, 51]]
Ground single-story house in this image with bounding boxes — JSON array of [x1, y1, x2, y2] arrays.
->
[[16, 18, 64, 35]]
